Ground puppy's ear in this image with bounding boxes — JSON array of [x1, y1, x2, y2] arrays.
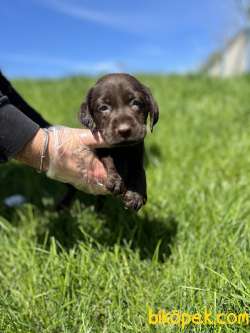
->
[[79, 88, 95, 131], [79, 102, 95, 131], [143, 85, 159, 132]]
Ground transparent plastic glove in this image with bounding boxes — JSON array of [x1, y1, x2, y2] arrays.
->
[[46, 126, 110, 195]]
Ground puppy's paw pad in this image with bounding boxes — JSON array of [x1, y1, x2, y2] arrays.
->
[[123, 191, 145, 211]]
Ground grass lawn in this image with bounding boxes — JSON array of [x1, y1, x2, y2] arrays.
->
[[0, 74, 250, 332]]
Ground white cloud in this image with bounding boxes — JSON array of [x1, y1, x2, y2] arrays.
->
[[33, 0, 155, 33]]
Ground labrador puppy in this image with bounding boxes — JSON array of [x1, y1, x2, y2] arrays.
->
[[80, 73, 159, 211]]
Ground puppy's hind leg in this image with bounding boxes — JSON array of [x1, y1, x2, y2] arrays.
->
[[123, 168, 147, 211]]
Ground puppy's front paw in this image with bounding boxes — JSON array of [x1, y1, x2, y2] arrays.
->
[[123, 191, 146, 211], [106, 174, 124, 195]]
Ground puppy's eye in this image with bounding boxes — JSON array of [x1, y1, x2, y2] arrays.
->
[[98, 105, 110, 112], [131, 99, 144, 108]]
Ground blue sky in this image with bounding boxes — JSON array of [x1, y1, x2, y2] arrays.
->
[[0, 0, 246, 78]]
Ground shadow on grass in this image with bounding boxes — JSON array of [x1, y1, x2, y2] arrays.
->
[[0, 161, 177, 262], [35, 196, 178, 262], [0, 163, 66, 208]]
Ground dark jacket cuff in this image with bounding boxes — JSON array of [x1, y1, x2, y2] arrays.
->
[[0, 99, 40, 161]]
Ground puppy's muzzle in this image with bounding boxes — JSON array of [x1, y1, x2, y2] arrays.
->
[[116, 123, 131, 138]]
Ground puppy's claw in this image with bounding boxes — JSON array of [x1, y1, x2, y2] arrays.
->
[[106, 174, 124, 195], [123, 191, 145, 211]]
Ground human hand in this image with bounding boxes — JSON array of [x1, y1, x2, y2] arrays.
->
[[46, 126, 110, 194]]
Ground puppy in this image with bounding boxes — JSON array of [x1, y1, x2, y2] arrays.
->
[[80, 73, 159, 211]]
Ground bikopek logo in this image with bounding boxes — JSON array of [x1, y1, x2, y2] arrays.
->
[[148, 307, 249, 329]]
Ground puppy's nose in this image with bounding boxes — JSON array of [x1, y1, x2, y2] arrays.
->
[[117, 123, 131, 138]]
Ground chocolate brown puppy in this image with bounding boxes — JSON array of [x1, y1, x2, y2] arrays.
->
[[80, 73, 159, 211]]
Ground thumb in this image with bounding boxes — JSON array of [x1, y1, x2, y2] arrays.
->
[[78, 129, 110, 148]]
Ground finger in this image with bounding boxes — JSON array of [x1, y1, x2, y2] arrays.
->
[[78, 129, 110, 148], [92, 159, 108, 183]]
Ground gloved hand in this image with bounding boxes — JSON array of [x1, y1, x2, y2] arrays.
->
[[46, 126, 110, 195]]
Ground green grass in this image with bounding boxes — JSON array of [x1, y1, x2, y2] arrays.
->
[[1, 74, 250, 332]]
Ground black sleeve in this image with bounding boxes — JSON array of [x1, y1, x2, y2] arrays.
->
[[0, 71, 50, 128], [0, 91, 40, 162]]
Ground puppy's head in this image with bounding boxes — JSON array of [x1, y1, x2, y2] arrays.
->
[[79, 73, 159, 145]]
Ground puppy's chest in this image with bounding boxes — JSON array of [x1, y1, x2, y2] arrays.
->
[[96, 143, 144, 180], [96, 147, 130, 179]]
